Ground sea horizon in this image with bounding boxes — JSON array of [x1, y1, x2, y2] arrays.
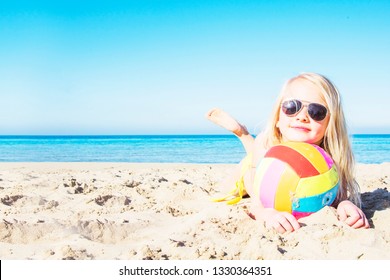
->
[[0, 134, 389, 164], [1, 133, 389, 136]]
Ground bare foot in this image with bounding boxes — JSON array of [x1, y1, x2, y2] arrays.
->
[[205, 108, 248, 137]]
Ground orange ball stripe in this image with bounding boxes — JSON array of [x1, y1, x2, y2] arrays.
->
[[274, 165, 300, 212], [265, 145, 320, 177], [280, 142, 330, 174]]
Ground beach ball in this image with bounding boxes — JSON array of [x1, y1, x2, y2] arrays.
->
[[253, 142, 339, 219]]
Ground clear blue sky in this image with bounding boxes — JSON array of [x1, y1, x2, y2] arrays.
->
[[1, 0, 389, 135]]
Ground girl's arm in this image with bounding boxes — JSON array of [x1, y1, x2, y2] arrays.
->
[[246, 134, 301, 233], [249, 198, 301, 233], [336, 200, 370, 228]]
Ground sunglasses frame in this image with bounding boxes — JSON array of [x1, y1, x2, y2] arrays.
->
[[281, 99, 328, 121]]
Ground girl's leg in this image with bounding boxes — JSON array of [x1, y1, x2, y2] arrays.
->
[[206, 108, 256, 195], [216, 160, 243, 193], [205, 108, 255, 154]]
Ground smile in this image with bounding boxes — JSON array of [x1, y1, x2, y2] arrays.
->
[[291, 126, 311, 132]]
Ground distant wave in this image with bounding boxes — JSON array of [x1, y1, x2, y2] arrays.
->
[[0, 134, 389, 163]]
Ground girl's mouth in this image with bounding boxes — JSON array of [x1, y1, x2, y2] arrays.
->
[[291, 126, 310, 132]]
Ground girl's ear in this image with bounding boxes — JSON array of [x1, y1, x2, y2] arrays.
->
[[276, 120, 280, 128]]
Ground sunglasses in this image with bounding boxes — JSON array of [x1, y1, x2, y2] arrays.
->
[[281, 99, 328, 121]]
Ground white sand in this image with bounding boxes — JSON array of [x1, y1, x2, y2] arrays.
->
[[0, 162, 389, 260]]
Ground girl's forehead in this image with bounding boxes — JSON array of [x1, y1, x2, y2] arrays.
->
[[283, 79, 326, 104]]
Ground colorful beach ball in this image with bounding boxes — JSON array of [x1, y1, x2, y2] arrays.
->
[[253, 142, 339, 219]]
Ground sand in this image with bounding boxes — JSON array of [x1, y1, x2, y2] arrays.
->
[[0, 162, 389, 260]]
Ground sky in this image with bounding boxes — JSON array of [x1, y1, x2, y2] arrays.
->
[[0, 0, 389, 135]]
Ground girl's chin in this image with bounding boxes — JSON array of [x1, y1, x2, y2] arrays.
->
[[283, 135, 318, 144]]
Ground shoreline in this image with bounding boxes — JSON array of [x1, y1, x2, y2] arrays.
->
[[0, 162, 389, 260]]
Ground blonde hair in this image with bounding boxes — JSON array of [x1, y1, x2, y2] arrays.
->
[[261, 72, 361, 206]]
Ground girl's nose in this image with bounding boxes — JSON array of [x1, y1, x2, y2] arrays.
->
[[295, 106, 310, 122]]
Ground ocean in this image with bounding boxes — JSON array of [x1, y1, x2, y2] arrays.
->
[[0, 134, 388, 164]]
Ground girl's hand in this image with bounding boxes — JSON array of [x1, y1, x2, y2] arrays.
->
[[252, 206, 301, 233], [337, 200, 370, 229]]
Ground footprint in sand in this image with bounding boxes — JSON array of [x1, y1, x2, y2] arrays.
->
[[1, 195, 24, 206], [64, 179, 95, 194], [94, 195, 113, 206]]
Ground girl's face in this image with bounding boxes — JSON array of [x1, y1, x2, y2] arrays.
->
[[277, 78, 330, 145]]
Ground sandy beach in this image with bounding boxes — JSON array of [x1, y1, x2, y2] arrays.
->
[[0, 162, 389, 260]]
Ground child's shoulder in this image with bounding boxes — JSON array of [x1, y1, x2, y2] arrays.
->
[[254, 131, 265, 141], [253, 132, 267, 165]]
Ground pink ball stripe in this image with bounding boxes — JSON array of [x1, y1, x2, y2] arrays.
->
[[291, 211, 312, 219], [259, 159, 286, 208], [313, 145, 334, 169]]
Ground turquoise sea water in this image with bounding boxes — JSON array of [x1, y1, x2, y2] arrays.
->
[[0, 135, 388, 164]]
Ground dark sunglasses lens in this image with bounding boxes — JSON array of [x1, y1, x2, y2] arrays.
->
[[282, 100, 301, 115], [308, 104, 327, 121]]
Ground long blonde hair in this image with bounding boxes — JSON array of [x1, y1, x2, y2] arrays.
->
[[260, 72, 361, 206]]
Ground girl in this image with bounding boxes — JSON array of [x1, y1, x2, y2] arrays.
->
[[206, 72, 369, 233]]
